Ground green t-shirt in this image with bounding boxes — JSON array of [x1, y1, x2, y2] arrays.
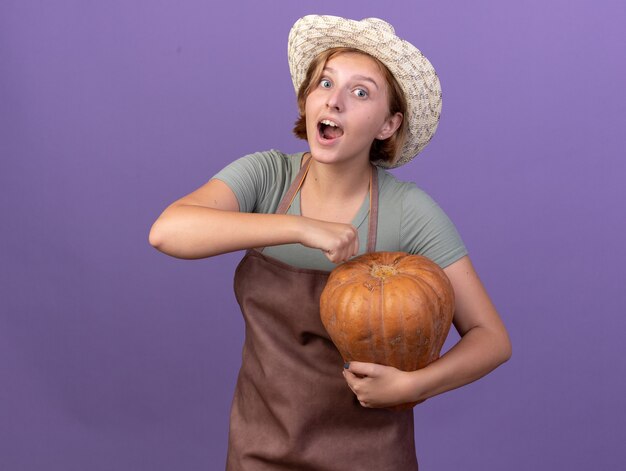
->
[[212, 150, 467, 271]]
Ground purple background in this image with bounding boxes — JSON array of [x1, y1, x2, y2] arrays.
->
[[2, 1, 625, 469]]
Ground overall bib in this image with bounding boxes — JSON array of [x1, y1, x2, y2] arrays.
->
[[226, 158, 418, 470]]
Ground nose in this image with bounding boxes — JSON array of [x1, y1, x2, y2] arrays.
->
[[326, 89, 343, 112]]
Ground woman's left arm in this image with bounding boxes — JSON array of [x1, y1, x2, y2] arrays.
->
[[343, 255, 512, 408]]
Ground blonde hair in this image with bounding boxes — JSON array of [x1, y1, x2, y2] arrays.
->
[[292, 47, 407, 165]]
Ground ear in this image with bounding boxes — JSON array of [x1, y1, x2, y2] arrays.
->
[[377, 112, 403, 140]]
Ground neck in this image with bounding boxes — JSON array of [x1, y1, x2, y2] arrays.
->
[[299, 155, 373, 223], [304, 156, 372, 200]]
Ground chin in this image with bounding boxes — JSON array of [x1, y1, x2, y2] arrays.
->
[[307, 145, 340, 164]]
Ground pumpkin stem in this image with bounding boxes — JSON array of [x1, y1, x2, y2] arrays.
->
[[370, 264, 398, 280]]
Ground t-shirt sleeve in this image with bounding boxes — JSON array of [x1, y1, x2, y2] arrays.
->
[[400, 184, 468, 268], [210, 150, 289, 214]]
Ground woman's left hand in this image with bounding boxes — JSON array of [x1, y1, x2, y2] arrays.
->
[[343, 256, 512, 409], [342, 361, 419, 408]]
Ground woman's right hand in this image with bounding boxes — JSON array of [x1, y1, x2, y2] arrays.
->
[[298, 218, 359, 264]]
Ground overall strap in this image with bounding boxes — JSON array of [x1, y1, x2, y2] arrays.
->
[[366, 166, 379, 253], [275, 155, 313, 215]]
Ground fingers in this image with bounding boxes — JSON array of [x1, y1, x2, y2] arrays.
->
[[343, 362, 403, 408], [300, 218, 359, 263], [322, 224, 359, 264], [343, 369, 373, 408], [345, 361, 378, 377]]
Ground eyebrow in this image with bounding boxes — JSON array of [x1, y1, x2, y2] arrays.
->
[[323, 67, 380, 90]]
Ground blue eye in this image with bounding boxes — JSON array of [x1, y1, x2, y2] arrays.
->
[[354, 88, 368, 98], [320, 79, 332, 88]]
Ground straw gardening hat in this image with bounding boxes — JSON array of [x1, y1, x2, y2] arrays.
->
[[288, 15, 442, 168]]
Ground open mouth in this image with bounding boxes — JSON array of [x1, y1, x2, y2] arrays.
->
[[318, 119, 344, 141]]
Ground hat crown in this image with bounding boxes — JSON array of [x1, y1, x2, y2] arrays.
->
[[361, 17, 396, 35]]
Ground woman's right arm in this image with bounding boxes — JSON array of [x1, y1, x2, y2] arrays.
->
[[148, 179, 358, 262]]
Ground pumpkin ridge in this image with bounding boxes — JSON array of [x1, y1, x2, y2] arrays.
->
[[378, 275, 389, 366], [339, 286, 355, 361]]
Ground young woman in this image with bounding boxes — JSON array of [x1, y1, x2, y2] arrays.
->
[[150, 15, 511, 471]]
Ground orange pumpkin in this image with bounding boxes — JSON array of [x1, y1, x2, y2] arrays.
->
[[320, 251, 455, 409]]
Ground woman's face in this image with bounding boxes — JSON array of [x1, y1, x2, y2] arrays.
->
[[304, 52, 402, 167]]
